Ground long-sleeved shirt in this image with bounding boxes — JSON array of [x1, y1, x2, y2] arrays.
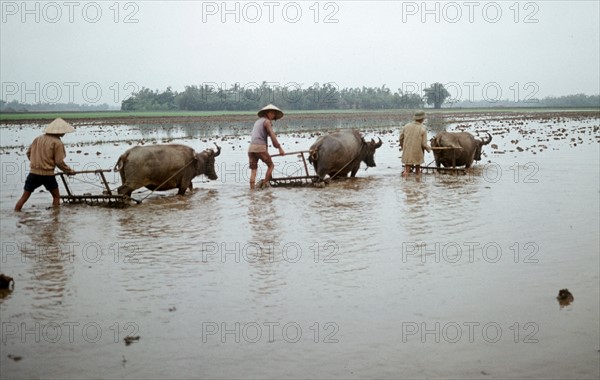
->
[[399, 121, 431, 165], [27, 134, 73, 175]]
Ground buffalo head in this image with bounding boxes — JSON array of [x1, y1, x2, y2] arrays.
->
[[474, 133, 492, 162], [363, 137, 383, 167], [196, 143, 221, 180]]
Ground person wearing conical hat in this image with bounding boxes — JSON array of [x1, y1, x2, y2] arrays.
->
[[248, 104, 286, 189], [14, 118, 76, 211], [399, 110, 432, 177]]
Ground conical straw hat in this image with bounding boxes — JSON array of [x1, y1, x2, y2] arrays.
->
[[44, 118, 75, 134], [257, 104, 284, 120], [413, 111, 426, 121]]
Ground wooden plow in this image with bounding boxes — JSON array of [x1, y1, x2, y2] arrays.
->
[[268, 150, 320, 187], [417, 147, 466, 175], [56, 170, 137, 207]]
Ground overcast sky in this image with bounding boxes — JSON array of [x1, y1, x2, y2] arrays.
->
[[1, 0, 599, 106]]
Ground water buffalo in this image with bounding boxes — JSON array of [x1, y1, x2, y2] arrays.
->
[[430, 131, 492, 168], [114, 143, 221, 197], [308, 129, 383, 181]]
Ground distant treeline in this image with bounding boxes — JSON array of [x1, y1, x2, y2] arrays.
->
[[455, 93, 600, 108], [120, 83, 599, 111], [121, 83, 425, 111], [1, 84, 598, 112]]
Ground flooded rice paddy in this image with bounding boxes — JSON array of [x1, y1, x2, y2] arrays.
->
[[0, 110, 599, 379]]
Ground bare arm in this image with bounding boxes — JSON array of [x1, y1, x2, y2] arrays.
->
[[264, 119, 285, 155]]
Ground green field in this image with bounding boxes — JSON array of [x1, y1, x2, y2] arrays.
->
[[0, 110, 257, 121]]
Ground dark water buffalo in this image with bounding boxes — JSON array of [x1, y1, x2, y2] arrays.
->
[[114, 144, 221, 197], [308, 130, 383, 181], [430, 131, 492, 168]]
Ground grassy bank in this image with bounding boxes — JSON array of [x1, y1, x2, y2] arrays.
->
[[1, 107, 597, 124]]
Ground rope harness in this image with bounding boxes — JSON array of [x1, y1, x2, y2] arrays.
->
[[329, 154, 360, 180], [138, 159, 196, 202]]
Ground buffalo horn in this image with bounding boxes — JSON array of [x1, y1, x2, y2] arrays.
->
[[481, 132, 492, 145], [375, 137, 383, 148], [213, 143, 221, 157]]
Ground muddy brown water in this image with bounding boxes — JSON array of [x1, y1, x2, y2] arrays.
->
[[0, 111, 599, 379]]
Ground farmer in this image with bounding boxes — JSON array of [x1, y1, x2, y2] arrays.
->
[[248, 104, 285, 189], [399, 110, 432, 176], [14, 118, 76, 211]]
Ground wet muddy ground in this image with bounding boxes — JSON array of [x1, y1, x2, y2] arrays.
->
[[0, 110, 599, 379]]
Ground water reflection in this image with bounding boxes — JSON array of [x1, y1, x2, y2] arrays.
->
[[309, 179, 379, 277], [397, 177, 431, 238], [134, 124, 240, 140], [109, 189, 225, 298], [0, 113, 412, 149], [245, 190, 286, 297], [17, 209, 73, 319]]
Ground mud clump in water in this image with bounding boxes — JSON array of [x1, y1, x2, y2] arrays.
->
[[124, 336, 141, 346], [7, 354, 23, 362], [557, 288, 574, 308]]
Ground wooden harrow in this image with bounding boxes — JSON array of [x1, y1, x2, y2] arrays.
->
[[417, 147, 466, 174], [268, 150, 320, 187], [56, 170, 137, 207]]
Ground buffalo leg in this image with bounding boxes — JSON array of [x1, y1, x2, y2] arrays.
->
[[465, 157, 473, 169], [117, 185, 133, 198], [316, 168, 326, 182]]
